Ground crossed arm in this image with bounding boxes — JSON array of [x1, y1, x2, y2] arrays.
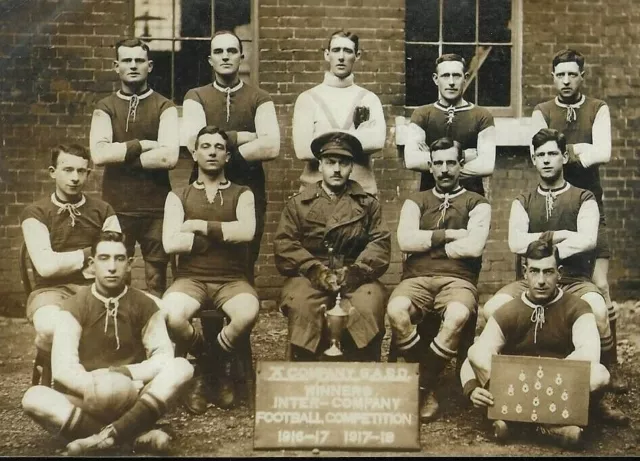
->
[[508, 198, 599, 259], [404, 123, 495, 177], [21, 215, 121, 279], [396, 199, 491, 258], [90, 107, 180, 169], [531, 105, 611, 168], [183, 100, 280, 162], [162, 190, 256, 255]]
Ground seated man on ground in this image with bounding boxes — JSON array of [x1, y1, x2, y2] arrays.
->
[[162, 126, 259, 414], [386, 137, 491, 423], [461, 238, 610, 449], [21, 231, 193, 455], [20, 144, 121, 384], [481, 128, 627, 424], [274, 131, 391, 362]]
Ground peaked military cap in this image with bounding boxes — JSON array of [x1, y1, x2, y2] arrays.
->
[[310, 130, 363, 161]]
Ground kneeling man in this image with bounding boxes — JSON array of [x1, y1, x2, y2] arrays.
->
[[274, 131, 391, 361], [162, 126, 259, 414], [387, 137, 491, 422], [22, 231, 193, 455], [461, 238, 610, 448]]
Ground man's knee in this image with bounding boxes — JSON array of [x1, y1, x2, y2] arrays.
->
[[22, 385, 53, 417], [443, 302, 471, 333], [386, 297, 412, 325], [590, 363, 610, 392], [226, 295, 260, 329], [482, 294, 513, 321], [165, 357, 194, 385], [581, 292, 608, 324]]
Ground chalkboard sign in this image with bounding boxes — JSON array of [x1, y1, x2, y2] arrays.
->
[[487, 355, 590, 426], [254, 361, 420, 450]]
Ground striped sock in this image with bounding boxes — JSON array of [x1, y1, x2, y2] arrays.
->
[[217, 329, 235, 353], [430, 338, 457, 361], [58, 406, 103, 440], [397, 327, 420, 352], [112, 392, 166, 440]]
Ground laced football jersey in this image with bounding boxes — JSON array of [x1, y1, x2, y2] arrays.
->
[[410, 102, 494, 195], [20, 194, 116, 288], [95, 89, 175, 215]]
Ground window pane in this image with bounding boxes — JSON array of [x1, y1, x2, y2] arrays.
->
[[174, 40, 213, 104], [406, 44, 439, 106], [443, 0, 476, 42], [181, 0, 212, 38], [477, 46, 511, 106], [442, 44, 476, 102], [406, 0, 439, 42], [479, 0, 511, 43], [147, 48, 172, 99], [214, 0, 251, 33], [134, 0, 176, 51]]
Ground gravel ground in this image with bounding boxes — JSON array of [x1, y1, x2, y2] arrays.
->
[[0, 301, 639, 457]]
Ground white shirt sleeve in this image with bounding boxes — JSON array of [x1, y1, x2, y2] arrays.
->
[[237, 101, 280, 162], [396, 198, 435, 252], [467, 317, 506, 386], [573, 105, 612, 168], [139, 106, 180, 169], [460, 126, 496, 178], [89, 109, 127, 165], [162, 192, 196, 254], [221, 190, 256, 243], [445, 202, 491, 259], [556, 198, 599, 259], [21, 219, 85, 279], [508, 200, 542, 255], [182, 99, 207, 154], [403, 122, 431, 171]]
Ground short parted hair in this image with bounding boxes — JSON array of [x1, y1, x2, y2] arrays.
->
[[115, 38, 150, 59], [531, 128, 567, 154], [524, 237, 561, 266], [91, 231, 127, 256], [435, 53, 467, 73], [211, 30, 244, 54], [50, 144, 91, 167], [429, 137, 463, 161], [552, 48, 585, 72], [326, 30, 360, 53], [195, 125, 230, 150]]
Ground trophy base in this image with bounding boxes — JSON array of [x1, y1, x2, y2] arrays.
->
[[322, 345, 345, 361]]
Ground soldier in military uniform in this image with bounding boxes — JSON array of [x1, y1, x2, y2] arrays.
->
[[274, 131, 391, 361]]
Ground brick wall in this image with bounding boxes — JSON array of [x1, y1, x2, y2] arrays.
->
[[1, 0, 638, 313]]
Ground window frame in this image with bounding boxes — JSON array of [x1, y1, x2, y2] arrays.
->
[[404, 0, 523, 118], [128, 0, 260, 104]]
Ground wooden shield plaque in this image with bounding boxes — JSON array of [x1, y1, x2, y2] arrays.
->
[[253, 361, 420, 450], [487, 355, 590, 426]]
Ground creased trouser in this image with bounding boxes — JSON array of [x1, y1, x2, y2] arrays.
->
[[279, 277, 387, 354]]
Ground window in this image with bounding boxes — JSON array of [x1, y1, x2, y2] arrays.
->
[[133, 0, 257, 104], [405, 0, 522, 116]]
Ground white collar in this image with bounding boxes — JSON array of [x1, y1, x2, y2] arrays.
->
[[554, 94, 585, 109], [434, 99, 474, 113], [322, 71, 355, 89], [536, 181, 570, 197], [521, 288, 564, 309], [212, 79, 244, 94], [51, 193, 86, 209], [116, 88, 153, 101], [193, 179, 231, 190], [91, 283, 128, 304], [432, 186, 465, 200]]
